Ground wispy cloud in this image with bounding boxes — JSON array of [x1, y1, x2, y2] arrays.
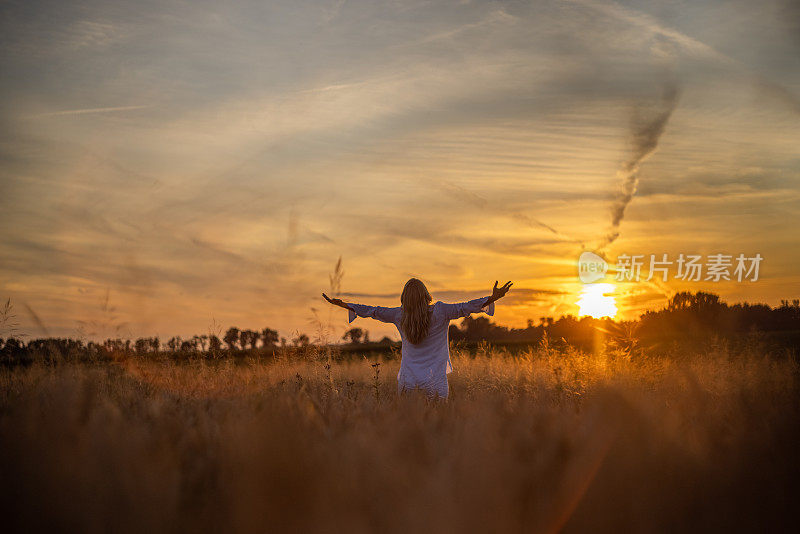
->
[[565, 0, 800, 113], [26, 105, 151, 119], [565, 0, 734, 64]]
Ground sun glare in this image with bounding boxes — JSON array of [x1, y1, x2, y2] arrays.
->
[[577, 283, 617, 319]]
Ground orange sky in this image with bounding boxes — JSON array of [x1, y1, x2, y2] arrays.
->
[[1, 0, 798, 342]]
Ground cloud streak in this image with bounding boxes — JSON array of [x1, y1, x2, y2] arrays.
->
[[565, 0, 733, 64], [26, 105, 150, 119], [566, 0, 800, 113], [341, 287, 565, 307]]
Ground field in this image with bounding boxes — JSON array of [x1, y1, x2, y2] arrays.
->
[[1, 345, 798, 533]]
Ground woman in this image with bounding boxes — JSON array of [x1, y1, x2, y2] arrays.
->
[[323, 279, 512, 399]]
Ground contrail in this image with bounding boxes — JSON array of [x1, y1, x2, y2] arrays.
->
[[600, 81, 680, 248], [27, 105, 150, 119], [433, 178, 583, 244], [564, 0, 733, 65]]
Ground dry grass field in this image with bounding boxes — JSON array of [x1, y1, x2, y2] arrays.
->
[[1, 345, 798, 533]]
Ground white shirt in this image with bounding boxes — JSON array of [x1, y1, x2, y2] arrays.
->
[[345, 296, 495, 398]]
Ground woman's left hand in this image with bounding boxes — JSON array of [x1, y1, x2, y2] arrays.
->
[[322, 293, 348, 309]]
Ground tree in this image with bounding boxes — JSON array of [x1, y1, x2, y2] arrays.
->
[[343, 327, 364, 344], [239, 330, 250, 350], [134, 338, 150, 355], [167, 337, 181, 352], [448, 324, 463, 341], [240, 329, 259, 350], [2, 337, 22, 354], [292, 333, 310, 347], [224, 327, 240, 351], [667, 291, 722, 311], [261, 328, 279, 347], [460, 316, 493, 341]]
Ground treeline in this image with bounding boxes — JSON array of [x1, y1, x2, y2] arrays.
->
[[1, 292, 798, 366], [0, 322, 399, 366], [447, 292, 800, 354]]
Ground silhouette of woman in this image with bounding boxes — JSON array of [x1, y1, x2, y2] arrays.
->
[[323, 279, 512, 399]]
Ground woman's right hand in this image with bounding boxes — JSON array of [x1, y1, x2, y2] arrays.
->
[[490, 280, 513, 302]]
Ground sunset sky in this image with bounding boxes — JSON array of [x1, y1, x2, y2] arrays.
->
[[1, 0, 798, 341]]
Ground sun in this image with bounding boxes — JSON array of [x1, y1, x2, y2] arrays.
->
[[577, 283, 618, 319]]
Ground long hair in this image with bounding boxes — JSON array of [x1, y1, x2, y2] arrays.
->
[[400, 278, 432, 344]]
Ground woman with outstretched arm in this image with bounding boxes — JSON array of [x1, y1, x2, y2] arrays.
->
[[323, 278, 512, 399]]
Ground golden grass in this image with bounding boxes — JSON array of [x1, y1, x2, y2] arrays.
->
[[1, 347, 798, 533]]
